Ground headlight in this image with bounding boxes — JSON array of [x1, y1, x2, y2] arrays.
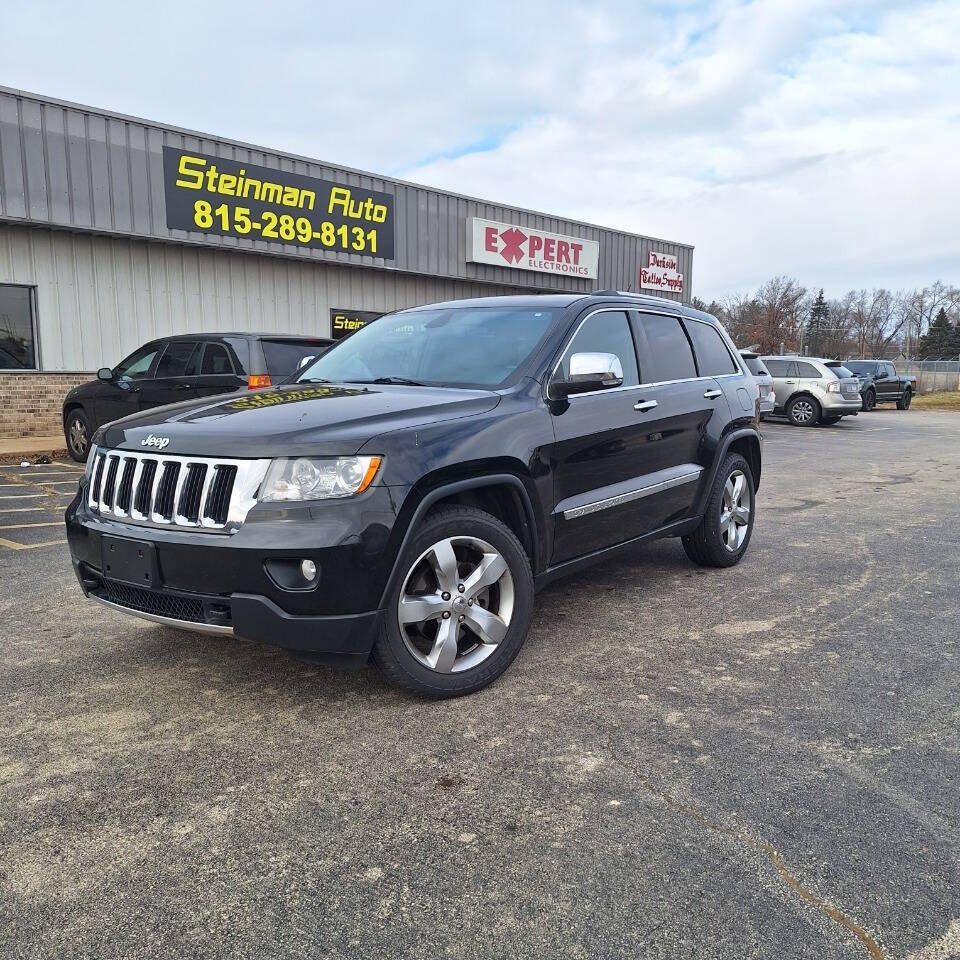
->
[[260, 456, 382, 501]]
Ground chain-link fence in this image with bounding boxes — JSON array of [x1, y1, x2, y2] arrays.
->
[[898, 359, 960, 394]]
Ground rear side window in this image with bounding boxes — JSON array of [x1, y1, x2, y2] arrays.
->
[[155, 341, 201, 378], [261, 339, 328, 378], [561, 311, 639, 386], [796, 361, 822, 378], [636, 314, 697, 382], [684, 320, 738, 376], [200, 342, 234, 375], [743, 357, 769, 376]]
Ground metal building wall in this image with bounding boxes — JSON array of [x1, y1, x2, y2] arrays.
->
[[0, 87, 693, 298], [0, 223, 521, 371]]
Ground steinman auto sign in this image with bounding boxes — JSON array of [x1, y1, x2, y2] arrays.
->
[[468, 218, 599, 279], [639, 250, 684, 294], [162, 147, 395, 259]]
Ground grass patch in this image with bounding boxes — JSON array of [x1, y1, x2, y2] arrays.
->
[[912, 391, 960, 411]]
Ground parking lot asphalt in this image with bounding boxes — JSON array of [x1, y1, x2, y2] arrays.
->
[[1, 410, 958, 960]]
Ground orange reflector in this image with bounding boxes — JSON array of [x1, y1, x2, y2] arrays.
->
[[356, 457, 382, 494], [247, 374, 272, 389]]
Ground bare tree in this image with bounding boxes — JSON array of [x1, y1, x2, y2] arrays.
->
[[753, 277, 808, 353], [899, 282, 960, 358]]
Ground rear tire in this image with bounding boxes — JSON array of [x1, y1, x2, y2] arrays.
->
[[897, 389, 912, 410], [372, 505, 534, 698], [682, 454, 755, 568], [862, 389, 876, 412], [65, 408, 91, 462], [786, 395, 820, 426]]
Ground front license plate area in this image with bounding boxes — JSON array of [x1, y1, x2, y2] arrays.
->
[[100, 535, 160, 588]]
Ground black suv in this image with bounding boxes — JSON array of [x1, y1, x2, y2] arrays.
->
[[65, 294, 761, 697], [62, 333, 332, 461]]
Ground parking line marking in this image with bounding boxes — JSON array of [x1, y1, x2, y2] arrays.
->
[[0, 493, 49, 500], [0, 536, 67, 550], [35, 480, 80, 486], [0, 521, 63, 529], [0, 507, 63, 514]]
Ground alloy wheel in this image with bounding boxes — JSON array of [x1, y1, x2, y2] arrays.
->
[[720, 470, 751, 552], [69, 418, 88, 457], [398, 535, 514, 673], [792, 399, 814, 424]]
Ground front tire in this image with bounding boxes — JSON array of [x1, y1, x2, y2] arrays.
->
[[897, 389, 912, 410], [786, 395, 820, 426], [372, 505, 534, 698], [682, 454, 755, 568], [64, 409, 91, 462]]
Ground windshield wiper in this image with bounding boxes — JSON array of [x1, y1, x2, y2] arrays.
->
[[356, 376, 427, 386]]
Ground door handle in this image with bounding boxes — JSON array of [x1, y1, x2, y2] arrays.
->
[[634, 399, 658, 412], [176, 384, 193, 390], [703, 389, 722, 399]]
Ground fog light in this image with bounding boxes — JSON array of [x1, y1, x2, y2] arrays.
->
[[300, 559, 318, 582]]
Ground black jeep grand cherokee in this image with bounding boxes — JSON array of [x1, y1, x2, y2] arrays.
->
[[66, 293, 761, 697]]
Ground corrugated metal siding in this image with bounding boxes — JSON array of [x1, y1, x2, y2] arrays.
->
[[0, 223, 522, 371], [0, 87, 692, 299]]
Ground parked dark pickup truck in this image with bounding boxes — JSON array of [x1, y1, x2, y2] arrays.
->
[[844, 360, 917, 411]]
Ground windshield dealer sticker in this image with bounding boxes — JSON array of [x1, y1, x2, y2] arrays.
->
[[162, 147, 395, 259]]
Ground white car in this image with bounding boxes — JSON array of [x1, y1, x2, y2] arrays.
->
[[740, 352, 776, 419]]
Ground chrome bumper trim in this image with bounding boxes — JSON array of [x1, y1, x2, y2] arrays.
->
[[88, 593, 235, 636]]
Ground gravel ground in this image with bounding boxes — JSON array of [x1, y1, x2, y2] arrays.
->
[[1, 409, 958, 959]]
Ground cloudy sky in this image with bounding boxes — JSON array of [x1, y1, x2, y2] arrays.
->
[[3, 0, 958, 299]]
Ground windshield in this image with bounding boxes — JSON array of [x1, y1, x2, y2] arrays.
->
[[295, 306, 558, 388], [844, 361, 875, 375]]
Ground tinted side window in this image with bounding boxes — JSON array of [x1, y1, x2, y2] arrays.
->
[[796, 361, 822, 378], [261, 339, 328, 379], [636, 314, 696, 382], [561, 311, 639, 386], [764, 359, 789, 376], [885, 363, 897, 378], [684, 320, 738, 376], [200, 342, 234, 375], [155, 341, 201, 378], [114, 344, 160, 380]]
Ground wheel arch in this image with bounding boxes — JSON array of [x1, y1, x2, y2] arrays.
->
[[62, 400, 86, 424], [378, 472, 542, 610], [695, 428, 762, 517]]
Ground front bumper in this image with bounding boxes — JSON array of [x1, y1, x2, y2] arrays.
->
[[66, 483, 408, 665]]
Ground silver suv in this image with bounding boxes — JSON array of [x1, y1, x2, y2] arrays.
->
[[761, 356, 862, 426]]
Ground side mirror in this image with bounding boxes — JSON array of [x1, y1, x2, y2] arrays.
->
[[97, 367, 114, 381], [552, 352, 624, 397]]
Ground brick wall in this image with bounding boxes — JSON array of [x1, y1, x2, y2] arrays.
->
[[0, 372, 94, 439]]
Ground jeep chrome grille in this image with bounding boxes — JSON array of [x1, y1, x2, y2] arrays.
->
[[88, 450, 271, 532]]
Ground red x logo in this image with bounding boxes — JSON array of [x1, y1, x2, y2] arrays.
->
[[499, 227, 527, 264]]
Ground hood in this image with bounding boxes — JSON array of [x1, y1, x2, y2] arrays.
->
[[99, 382, 500, 457]]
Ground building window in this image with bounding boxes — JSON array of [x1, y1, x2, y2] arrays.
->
[[0, 285, 37, 370]]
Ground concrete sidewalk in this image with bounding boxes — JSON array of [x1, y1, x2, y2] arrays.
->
[[0, 435, 66, 458]]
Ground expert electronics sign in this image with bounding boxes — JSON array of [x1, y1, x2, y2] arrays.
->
[[468, 218, 599, 279], [639, 250, 684, 294], [162, 147, 395, 259]]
